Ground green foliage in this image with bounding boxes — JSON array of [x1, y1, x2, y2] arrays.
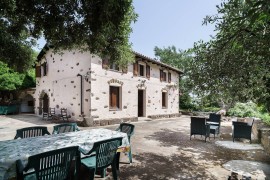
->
[[20, 69, 36, 89], [228, 102, 259, 117], [179, 93, 196, 110], [190, 0, 270, 111], [154, 46, 191, 71], [0, 61, 35, 91], [0, 61, 22, 90], [0, 0, 137, 71], [200, 107, 220, 113], [228, 102, 270, 125], [154, 46, 197, 111]]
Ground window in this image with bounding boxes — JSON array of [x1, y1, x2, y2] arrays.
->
[[109, 63, 119, 71], [133, 62, 138, 76], [102, 58, 109, 69], [168, 72, 171, 83], [102, 58, 121, 71], [36, 65, 41, 78], [163, 72, 167, 82], [146, 65, 150, 79], [28, 101, 34, 106], [162, 92, 168, 108], [109, 86, 121, 110], [139, 64, 145, 76], [43, 62, 47, 76], [160, 70, 167, 82]]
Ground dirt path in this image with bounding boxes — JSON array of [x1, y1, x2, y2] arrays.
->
[[1, 114, 270, 179]]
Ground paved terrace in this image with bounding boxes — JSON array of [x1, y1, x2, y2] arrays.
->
[[0, 114, 270, 179]]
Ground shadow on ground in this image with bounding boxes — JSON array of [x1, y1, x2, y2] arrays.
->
[[6, 114, 50, 125], [121, 152, 215, 180], [146, 128, 270, 164]]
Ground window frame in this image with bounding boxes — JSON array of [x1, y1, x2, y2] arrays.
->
[[168, 72, 171, 83], [109, 63, 120, 71], [163, 72, 167, 82], [42, 62, 47, 76], [139, 64, 145, 77]]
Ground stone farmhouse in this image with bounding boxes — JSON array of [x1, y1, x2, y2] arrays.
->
[[33, 44, 182, 126]]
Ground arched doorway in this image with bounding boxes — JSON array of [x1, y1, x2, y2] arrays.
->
[[20, 94, 34, 113], [43, 93, 49, 113]]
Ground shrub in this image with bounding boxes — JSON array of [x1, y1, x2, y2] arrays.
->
[[228, 102, 270, 125], [201, 107, 220, 113], [228, 102, 259, 117]]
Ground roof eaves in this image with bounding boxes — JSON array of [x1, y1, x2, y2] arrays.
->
[[133, 51, 183, 74]]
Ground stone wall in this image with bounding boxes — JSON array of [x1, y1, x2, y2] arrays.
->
[[148, 113, 181, 119], [259, 128, 270, 155], [93, 117, 138, 127]]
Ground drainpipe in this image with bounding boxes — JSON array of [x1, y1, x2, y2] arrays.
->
[[77, 74, 83, 115], [89, 55, 92, 117]]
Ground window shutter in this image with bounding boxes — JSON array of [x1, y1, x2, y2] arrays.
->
[[168, 72, 171, 83], [46, 62, 48, 75], [146, 65, 150, 79], [133, 62, 138, 76], [122, 65, 128, 73], [36, 65, 41, 77], [102, 58, 109, 69], [163, 72, 167, 82], [43, 62, 47, 76], [160, 70, 163, 81]]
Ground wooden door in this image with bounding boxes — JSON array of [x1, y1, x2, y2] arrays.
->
[[43, 94, 49, 113], [138, 90, 144, 117]]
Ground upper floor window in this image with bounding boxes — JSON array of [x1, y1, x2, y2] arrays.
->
[[133, 62, 150, 79], [160, 70, 167, 82], [102, 58, 126, 73], [110, 63, 119, 71], [139, 64, 145, 76], [168, 72, 171, 83], [36, 65, 41, 78], [43, 62, 47, 76]]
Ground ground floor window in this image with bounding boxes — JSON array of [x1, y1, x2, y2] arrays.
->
[[162, 92, 168, 109], [109, 86, 121, 110]]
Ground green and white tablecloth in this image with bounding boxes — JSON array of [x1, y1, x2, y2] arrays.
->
[[0, 128, 129, 180]]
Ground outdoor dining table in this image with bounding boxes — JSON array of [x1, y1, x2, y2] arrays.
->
[[0, 128, 129, 180]]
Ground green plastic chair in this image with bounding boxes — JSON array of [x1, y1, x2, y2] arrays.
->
[[116, 123, 135, 164], [52, 123, 80, 134], [80, 137, 123, 180], [14, 126, 50, 139], [16, 146, 81, 180]]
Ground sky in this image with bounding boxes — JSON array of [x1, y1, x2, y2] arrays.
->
[[36, 1, 220, 58], [129, 0, 220, 58]]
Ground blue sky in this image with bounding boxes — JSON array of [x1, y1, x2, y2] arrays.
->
[[36, 1, 220, 58], [130, 0, 219, 58]]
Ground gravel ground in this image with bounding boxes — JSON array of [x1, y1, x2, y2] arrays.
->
[[0, 114, 270, 179]]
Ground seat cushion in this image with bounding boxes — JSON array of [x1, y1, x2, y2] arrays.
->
[[210, 125, 219, 134], [24, 172, 36, 180], [81, 156, 96, 168], [210, 125, 219, 130]]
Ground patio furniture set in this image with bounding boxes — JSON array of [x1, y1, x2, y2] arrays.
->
[[0, 123, 135, 180], [190, 113, 254, 143], [42, 107, 69, 121]]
